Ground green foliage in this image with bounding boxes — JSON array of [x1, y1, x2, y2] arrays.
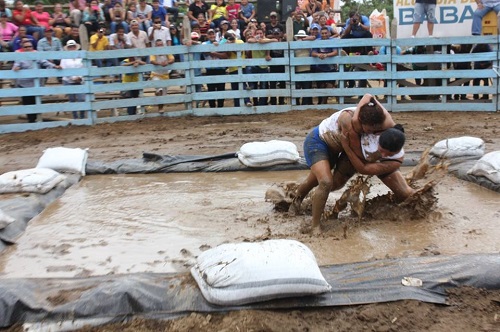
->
[[340, 0, 394, 22]]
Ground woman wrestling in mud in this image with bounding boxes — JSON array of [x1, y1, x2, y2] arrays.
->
[[291, 94, 415, 232]]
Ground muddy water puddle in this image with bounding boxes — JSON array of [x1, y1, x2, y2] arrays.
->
[[0, 170, 498, 278]]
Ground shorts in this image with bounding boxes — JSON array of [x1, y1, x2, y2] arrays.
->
[[303, 126, 356, 179], [304, 127, 336, 168], [413, 3, 437, 24]]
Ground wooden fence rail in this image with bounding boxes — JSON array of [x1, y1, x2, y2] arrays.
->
[[0, 35, 498, 133]]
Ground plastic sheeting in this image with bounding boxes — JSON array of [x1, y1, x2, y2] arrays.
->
[[0, 254, 499, 329], [431, 155, 500, 193], [86, 151, 424, 175], [0, 175, 81, 252]]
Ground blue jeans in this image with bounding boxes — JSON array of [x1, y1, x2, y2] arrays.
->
[[472, 5, 500, 35], [64, 81, 86, 119]]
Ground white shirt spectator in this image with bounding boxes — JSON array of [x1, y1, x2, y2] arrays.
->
[[147, 25, 172, 46], [127, 30, 148, 48]]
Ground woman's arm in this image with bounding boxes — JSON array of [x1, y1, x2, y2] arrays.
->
[[341, 132, 402, 175]]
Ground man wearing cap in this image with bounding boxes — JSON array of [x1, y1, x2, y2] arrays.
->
[[309, 23, 320, 39], [37, 27, 63, 71], [61, 40, 87, 120], [127, 19, 149, 49], [265, 11, 284, 39], [202, 28, 228, 108], [89, 28, 110, 67], [294, 30, 314, 106]]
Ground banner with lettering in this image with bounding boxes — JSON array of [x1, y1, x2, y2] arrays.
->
[[393, 0, 476, 37]]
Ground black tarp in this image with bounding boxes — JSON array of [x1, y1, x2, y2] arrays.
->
[[0, 254, 499, 329]]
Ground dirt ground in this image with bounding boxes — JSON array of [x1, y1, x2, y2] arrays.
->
[[1, 109, 499, 331]]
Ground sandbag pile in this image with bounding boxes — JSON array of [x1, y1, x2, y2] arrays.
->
[[429, 136, 499, 191]]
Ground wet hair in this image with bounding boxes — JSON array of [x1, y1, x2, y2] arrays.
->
[[358, 97, 385, 126], [379, 125, 405, 153]]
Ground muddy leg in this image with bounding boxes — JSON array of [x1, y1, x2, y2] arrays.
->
[[289, 171, 318, 215]]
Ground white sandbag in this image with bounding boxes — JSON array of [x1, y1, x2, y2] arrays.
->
[[467, 151, 500, 184], [237, 140, 300, 167], [191, 239, 331, 306], [0, 209, 15, 230], [0, 168, 66, 194], [36, 147, 89, 176], [430, 136, 484, 159]]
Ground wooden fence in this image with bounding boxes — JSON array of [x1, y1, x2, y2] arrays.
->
[[0, 35, 498, 133]]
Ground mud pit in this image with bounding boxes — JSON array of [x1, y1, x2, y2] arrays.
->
[[0, 110, 499, 331]]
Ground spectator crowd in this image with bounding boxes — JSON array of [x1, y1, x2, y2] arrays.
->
[[0, 0, 494, 116]]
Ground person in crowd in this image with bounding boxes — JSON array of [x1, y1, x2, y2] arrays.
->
[[100, 0, 115, 25], [471, 0, 500, 35], [12, 0, 43, 40], [82, 0, 105, 37], [60, 40, 86, 119], [202, 28, 227, 107], [226, 0, 240, 28], [305, 0, 322, 24], [49, 3, 71, 39], [186, 31, 204, 102], [61, 24, 81, 48], [208, 0, 227, 28], [149, 38, 175, 113], [12, 40, 61, 123], [89, 27, 109, 67], [290, 94, 413, 232], [151, 0, 169, 26], [196, 12, 210, 38], [37, 27, 62, 52], [127, 2, 139, 24], [292, 8, 309, 36], [326, 10, 336, 26], [228, 18, 241, 39], [162, 0, 179, 24], [69, 0, 86, 26], [268, 27, 285, 105], [309, 23, 320, 39], [0, 11, 18, 52], [412, 0, 437, 37], [169, 23, 183, 73], [121, 56, 146, 115], [402, 45, 427, 86], [293, 30, 314, 106], [109, 25, 132, 50], [128, 19, 149, 50], [11, 25, 37, 51], [241, 19, 257, 41], [246, 28, 278, 106], [191, 22, 206, 42], [32, 1, 51, 32], [239, 0, 255, 27], [110, 2, 128, 33], [318, 13, 338, 37], [311, 27, 338, 104], [216, 19, 229, 41], [449, 44, 473, 100], [188, 0, 209, 25], [0, 0, 12, 19], [136, 0, 153, 31], [265, 11, 284, 39], [148, 16, 172, 46], [341, 11, 372, 41], [471, 43, 493, 99], [225, 32, 250, 107]]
